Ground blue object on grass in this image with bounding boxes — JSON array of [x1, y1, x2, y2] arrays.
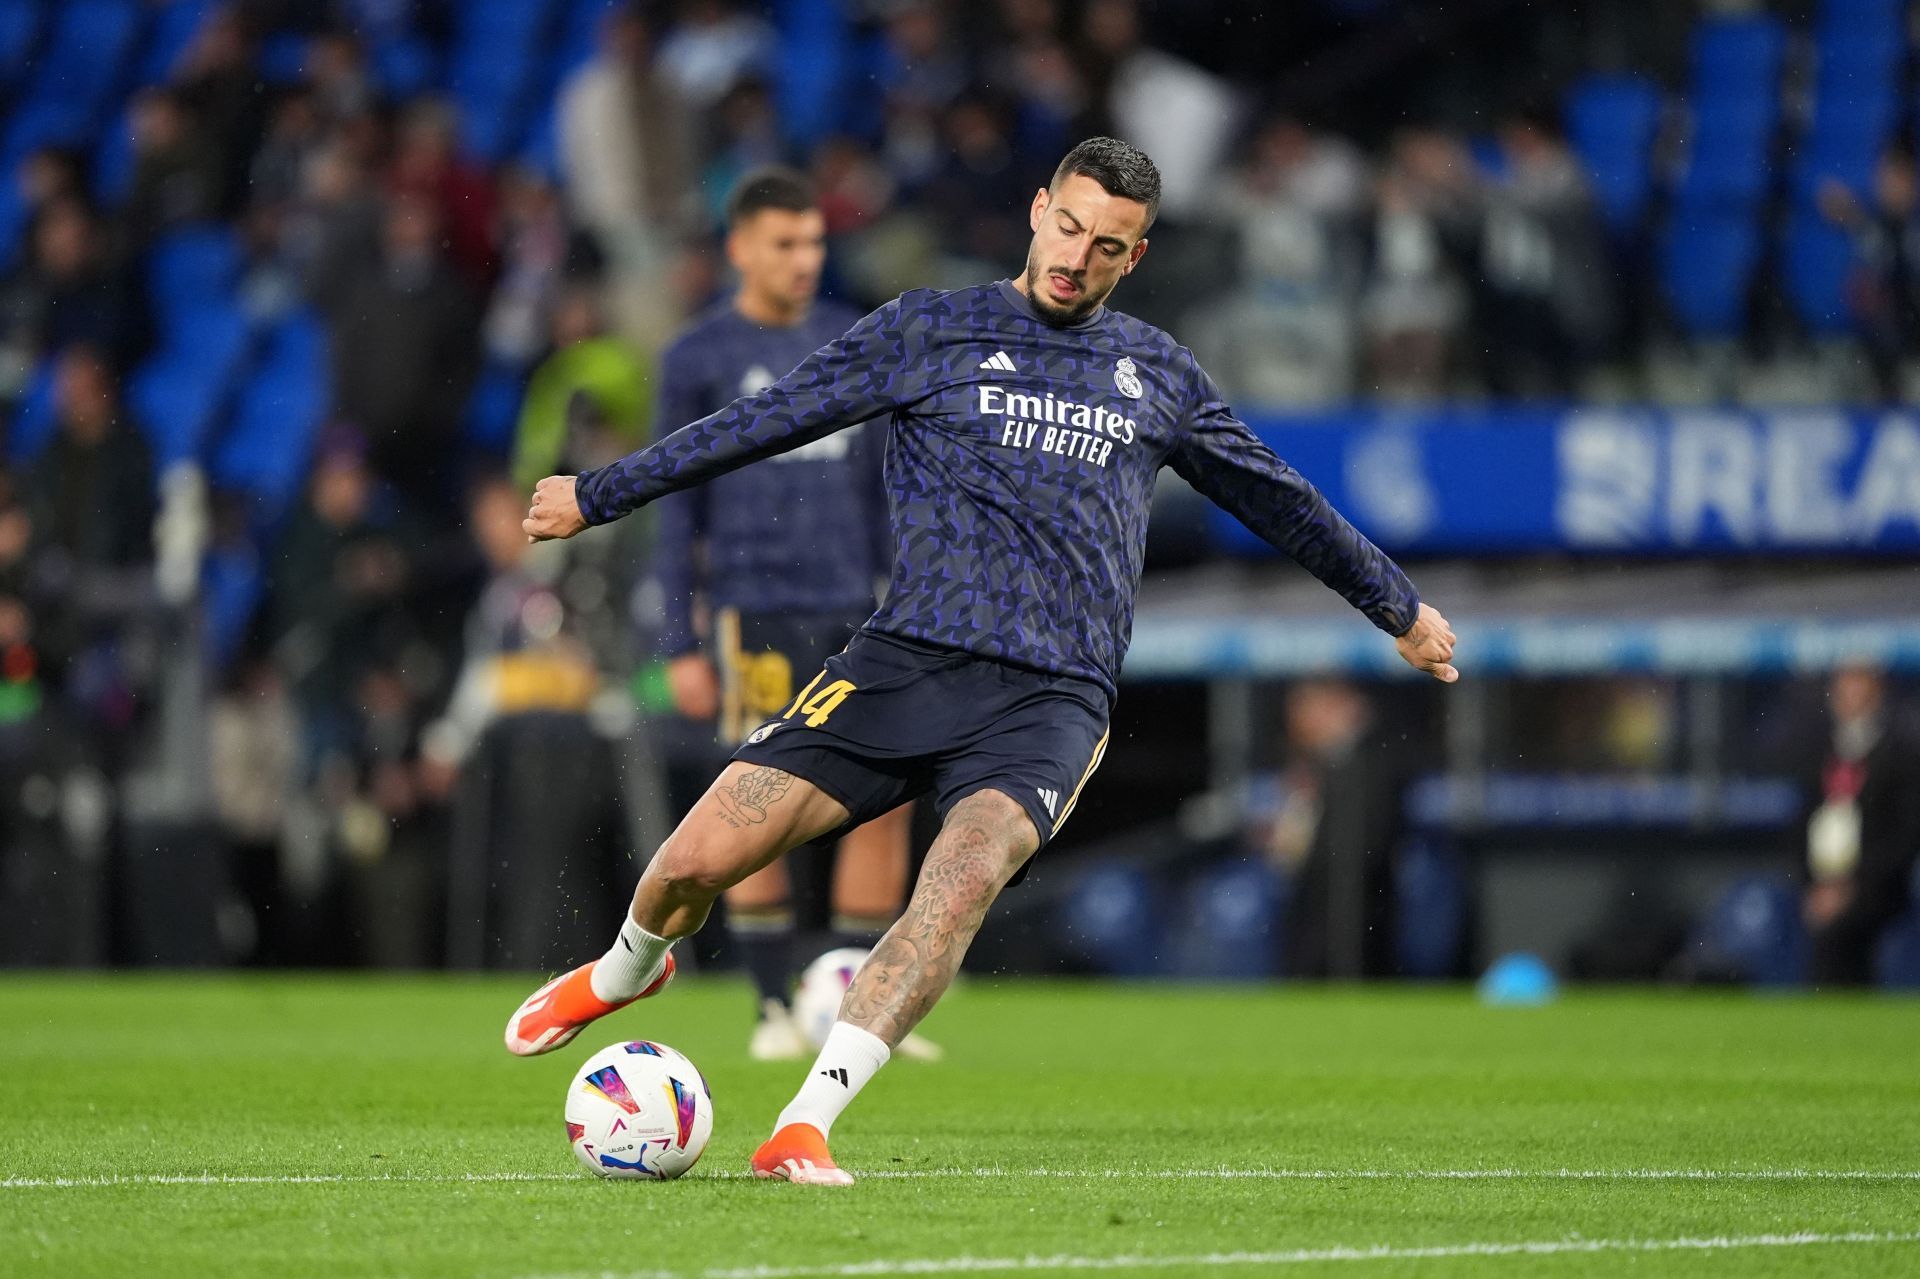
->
[[1478, 952, 1559, 1005]]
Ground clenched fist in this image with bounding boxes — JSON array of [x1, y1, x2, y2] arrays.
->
[[1395, 602, 1459, 683], [523, 475, 588, 542]]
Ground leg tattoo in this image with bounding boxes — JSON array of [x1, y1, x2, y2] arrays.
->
[[839, 791, 1038, 1046], [714, 766, 795, 828]]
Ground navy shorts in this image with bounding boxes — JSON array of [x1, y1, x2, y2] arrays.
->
[[712, 607, 868, 743], [732, 629, 1112, 863]]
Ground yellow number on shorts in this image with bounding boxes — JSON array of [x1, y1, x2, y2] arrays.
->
[[782, 672, 856, 727]]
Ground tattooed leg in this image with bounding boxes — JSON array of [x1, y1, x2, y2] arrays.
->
[[839, 789, 1039, 1047], [632, 762, 851, 938]]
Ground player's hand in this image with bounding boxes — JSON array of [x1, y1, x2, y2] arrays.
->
[[1395, 602, 1458, 683], [667, 653, 721, 721], [523, 475, 588, 542]]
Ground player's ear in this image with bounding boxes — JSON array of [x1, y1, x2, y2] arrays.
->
[[1029, 187, 1050, 231], [724, 227, 748, 273], [1122, 238, 1148, 276]]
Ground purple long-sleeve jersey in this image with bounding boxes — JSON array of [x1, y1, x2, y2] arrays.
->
[[578, 279, 1420, 699]]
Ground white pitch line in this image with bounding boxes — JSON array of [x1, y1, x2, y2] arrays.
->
[[5, 1167, 1920, 1190], [525, 1231, 1920, 1279]]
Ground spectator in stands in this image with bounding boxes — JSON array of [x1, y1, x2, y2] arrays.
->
[[1817, 153, 1920, 404], [172, 5, 267, 216], [305, 30, 378, 126], [122, 88, 225, 249], [1474, 111, 1612, 398], [1249, 679, 1406, 979], [388, 100, 499, 289], [657, 0, 777, 112], [1803, 664, 1920, 987], [16, 148, 87, 215], [510, 285, 650, 494], [0, 198, 143, 374], [1076, 0, 1239, 223], [29, 346, 154, 572], [280, 137, 383, 314], [325, 194, 479, 513], [1196, 117, 1370, 406], [483, 167, 595, 369], [268, 427, 420, 770], [248, 86, 327, 216], [209, 653, 298, 964], [986, 0, 1083, 161], [559, 3, 694, 348], [919, 96, 1034, 275], [425, 475, 630, 968], [1360, 129, 1474, 399]]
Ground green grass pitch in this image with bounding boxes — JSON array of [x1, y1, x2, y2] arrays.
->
[[3, 976, 1917, 1278]]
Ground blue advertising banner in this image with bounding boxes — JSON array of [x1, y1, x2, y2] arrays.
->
[[1217, 408, 1920, 554]]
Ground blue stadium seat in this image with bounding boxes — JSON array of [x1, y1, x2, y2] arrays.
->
[[1060, 864, 1166, 977], [1565, 74, 1664, 233], [774, 0, 853, 149], [370, 35, 439, 100], [1818, 0, 1905, 41], [1168, 859, 1286, 980], [126, 302, 252, 466], [463, 360, 526, 455], [1661, 207, 1762, 338], [553, 0, 621, 82], [7, 355, 58, 463], [1874, 909, 1920, 989], [1674, 94, 1779, 209], [198, 540, 263, 671], [0, 0, 42, 91], [146, 225, 243, 318], [255, 31, 308, 85], [1395, 839, 1468, 979], [210, 311, 330, 521], [90, 105, 137, 207], [132, 0, 212, 88], [15, 0, 142, 134], [1689, 14, 1787, 92], [1782, 212, 1859, 335], [0, 176, 26, 276], [1690, 875, 1806, 986]]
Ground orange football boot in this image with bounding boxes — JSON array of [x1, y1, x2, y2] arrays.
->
[[503, 953, 675, 1056], [751, 1122, 855, 1186]]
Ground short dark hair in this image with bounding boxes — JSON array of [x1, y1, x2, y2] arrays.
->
[[1050, 136, 1161, 229], [725, 165, 818, 228]]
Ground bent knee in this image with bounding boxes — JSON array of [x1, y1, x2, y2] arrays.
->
[[649, 834, 739, 899], [934, 788, 1041, 888]]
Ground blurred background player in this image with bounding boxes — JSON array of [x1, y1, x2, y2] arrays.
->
[[649, 167, 930, 1060]]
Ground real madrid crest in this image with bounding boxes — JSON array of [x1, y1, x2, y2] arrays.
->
[[1113, 357, 1143, 400]]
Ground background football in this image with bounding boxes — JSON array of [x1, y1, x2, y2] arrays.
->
[[563, 1041, 713, 1180], [792, 947, 869, 1050]]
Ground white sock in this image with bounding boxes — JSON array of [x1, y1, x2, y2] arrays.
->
[[589, 916, 672, 1002], [775, 1022, 890, 1138]]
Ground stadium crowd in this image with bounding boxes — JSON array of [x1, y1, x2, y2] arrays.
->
[[0, 0, 1914, 975]]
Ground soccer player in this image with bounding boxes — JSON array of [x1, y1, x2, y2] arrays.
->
[[649, 167, 929, 1061], [507, 138, 1458, 1185]]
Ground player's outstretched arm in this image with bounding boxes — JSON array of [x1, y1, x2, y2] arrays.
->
[[570, 296, 930, 528], [1395, 602, 1459, 683], [523, 475, 588, 542]]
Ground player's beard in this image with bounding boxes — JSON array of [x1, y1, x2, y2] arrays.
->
[[1021, 249, 1106, 326]]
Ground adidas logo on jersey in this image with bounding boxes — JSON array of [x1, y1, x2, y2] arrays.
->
[[1037, 788, 1059, 818], [978, 350, 1018, 372]]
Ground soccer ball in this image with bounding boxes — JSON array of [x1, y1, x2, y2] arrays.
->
[[792, 947, 868, 1050], [564, 1041, 713, 1179]]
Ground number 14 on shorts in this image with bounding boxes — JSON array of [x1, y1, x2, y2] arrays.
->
[[781, 671, 856, 727]]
